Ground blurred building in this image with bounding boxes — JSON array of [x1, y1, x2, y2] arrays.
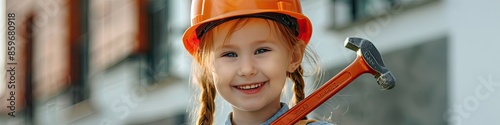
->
[[1, 0, 191, 124], [1, 0, 499, 125]]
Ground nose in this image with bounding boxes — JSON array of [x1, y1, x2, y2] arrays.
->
[[237, 57, 257, 77]]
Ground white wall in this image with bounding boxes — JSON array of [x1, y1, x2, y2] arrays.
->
[[447, 0, 500, 124]]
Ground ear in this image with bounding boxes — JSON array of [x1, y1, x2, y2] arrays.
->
[[288, 47, 304, 72]]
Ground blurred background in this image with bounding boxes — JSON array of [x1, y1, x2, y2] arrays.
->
[[0, 0, 499, 125]]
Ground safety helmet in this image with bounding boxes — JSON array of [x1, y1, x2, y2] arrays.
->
[[182, 0, 313, 55]]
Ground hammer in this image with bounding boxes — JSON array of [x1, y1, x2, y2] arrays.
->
[[271, 37, 396, 124]]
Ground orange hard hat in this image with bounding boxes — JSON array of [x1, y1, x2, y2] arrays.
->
[[182, 0, 313, 55]]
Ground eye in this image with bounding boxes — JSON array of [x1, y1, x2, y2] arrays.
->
[[221, 52, 237, 57], [255, 48, 271, 54]]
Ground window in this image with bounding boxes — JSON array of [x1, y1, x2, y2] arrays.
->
[[68, 0, 90, 104], [139, 0, 173, 84], [330, 0, 437, 30]]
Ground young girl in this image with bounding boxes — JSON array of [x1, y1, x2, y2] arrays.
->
[[183, 0, 332, 124]]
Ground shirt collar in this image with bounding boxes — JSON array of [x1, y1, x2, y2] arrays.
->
[[225, 102, 289, 125]]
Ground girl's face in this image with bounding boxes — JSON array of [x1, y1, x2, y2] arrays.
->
[[210, 18, 296, 112]]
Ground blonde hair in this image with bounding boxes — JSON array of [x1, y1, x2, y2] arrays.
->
[[190, 17, 321, 125]]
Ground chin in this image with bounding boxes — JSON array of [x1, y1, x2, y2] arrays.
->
[[233, 101, 264, 112]]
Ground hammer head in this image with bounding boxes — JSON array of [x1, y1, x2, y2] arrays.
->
[[344, 37, 396, 90]]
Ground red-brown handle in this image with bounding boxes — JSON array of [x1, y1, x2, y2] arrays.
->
[[271, 56, 374, 124]]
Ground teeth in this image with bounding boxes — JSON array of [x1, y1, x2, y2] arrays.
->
[[237, 82, 263, 90]]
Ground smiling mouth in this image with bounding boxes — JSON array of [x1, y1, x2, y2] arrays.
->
[[235, 82, 265, 90]]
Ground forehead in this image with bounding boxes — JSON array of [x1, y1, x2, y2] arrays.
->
[[211, 18, 283, 47]]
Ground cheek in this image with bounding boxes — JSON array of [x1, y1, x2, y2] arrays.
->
[[213, 60, 234, 84], [260, 56, 289, 78], [212, 70, 229, 93]]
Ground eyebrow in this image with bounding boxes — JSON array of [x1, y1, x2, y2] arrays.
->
[[215, 43, 238, 51], [214, 39, 272, 51], [253, 40, 270, 46]]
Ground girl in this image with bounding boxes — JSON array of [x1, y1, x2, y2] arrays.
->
[[182, 0, 332, 125]]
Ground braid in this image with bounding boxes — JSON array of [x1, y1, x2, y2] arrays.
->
[[197, 73, 216, 125], [194, 23, 218, 125], [288, 65, 308, 120]]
